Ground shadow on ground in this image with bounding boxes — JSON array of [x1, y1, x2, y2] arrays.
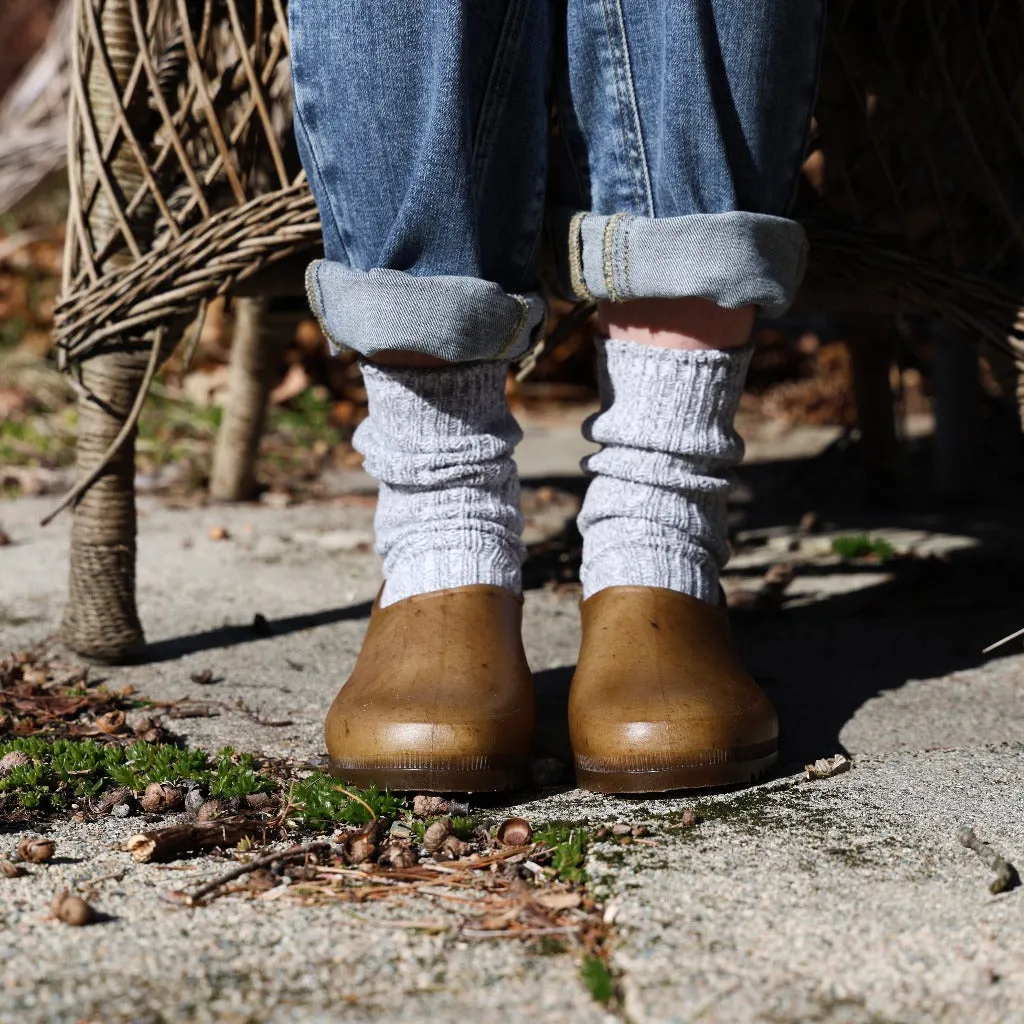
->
[[141, 601, 374, 663]]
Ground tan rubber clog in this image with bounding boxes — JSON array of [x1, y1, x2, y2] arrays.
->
[[569, 586, 778, 793], [325, 585, 534, 792]]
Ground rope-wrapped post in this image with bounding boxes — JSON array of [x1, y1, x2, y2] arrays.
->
[[61, 351, 148, 659], [60, 0, 154, 661]]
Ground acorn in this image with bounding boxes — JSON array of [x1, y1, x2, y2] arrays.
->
[[345, 822, 381, 865], [96, 787, 132, 815], [0, 750, 30, 777], [0, 858, 23, 878], [133, 716, 164, 744], [496, 817, 533, 847], [377, 839, 418, 869], [95, 710, 126, 735], [422, 818, 453, 854], [17, 837, 55, 863], [139, 782, 184, 814], [194, 798, 226, 823], [438, 835, 471, 861], [51, 889, 93, 927], [412, 795, 448, 817]]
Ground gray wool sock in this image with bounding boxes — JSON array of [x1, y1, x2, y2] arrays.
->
[[353, 360, 524, 607], [578, 338, 752, 603]]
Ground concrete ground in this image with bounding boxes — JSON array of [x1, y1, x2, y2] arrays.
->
[[1, 410, 1023, 1024]]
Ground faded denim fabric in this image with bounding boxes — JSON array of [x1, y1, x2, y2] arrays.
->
[[291, 0, 824, 362]]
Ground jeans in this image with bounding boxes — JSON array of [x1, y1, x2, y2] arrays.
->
[[290, 0, 824, 363]]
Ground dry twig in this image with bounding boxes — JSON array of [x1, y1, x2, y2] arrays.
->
[[958, 827, 1021, 895], [177, 841, 331, 905], [124, 816, 277, 863]]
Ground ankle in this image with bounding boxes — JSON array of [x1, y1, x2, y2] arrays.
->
[[355, 360, 525, 608]]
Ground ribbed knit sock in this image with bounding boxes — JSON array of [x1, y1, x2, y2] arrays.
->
[[354, 360, 524, 607], [578, 338, 752, 603]]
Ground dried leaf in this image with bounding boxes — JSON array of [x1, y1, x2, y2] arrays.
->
[[378, 839, 418, 869], [533, 890, 581, 911], [95, 710, 126, 735], [805, 754, 852, 780]]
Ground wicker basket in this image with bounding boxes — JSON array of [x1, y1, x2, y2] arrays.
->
[[51, 0, 1024, 661]]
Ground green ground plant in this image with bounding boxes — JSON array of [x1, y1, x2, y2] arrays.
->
[[0, 738, 274, 812], [580, 956, 615, 1004], [534, 824, 590, 884], [288, 774, 406, 826], [831, 534, 895, 561]]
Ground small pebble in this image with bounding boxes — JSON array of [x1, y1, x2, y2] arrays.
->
[[184, 790, 206, 813]]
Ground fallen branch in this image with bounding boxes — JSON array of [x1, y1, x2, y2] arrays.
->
[[124, 816, 277, 863], [179, 841, 331, 905], [958, 827, 1021, 894]]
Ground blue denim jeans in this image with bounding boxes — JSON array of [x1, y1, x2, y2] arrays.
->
[[291, 0, 824, 363]]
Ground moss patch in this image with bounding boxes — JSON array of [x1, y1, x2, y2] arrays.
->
[[580, 956, 615, 1004], [0, 738, 275, 812], [831, 534, 895, 562], [288, 774, 407, 827], [534, 823, 590, 884]]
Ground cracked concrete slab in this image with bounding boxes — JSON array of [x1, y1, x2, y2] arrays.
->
[[1, 414, 1023, 1023]]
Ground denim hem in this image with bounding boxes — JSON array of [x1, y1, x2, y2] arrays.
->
[[305, 261, 547, 362], [553, 208, 808, 318]]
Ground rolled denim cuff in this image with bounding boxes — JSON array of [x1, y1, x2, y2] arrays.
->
[[552, 209, 808, 319], [306, 260, 546, 363]]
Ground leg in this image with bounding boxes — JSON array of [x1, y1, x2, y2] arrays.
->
[[291, 0, 550, 364], [290, 0, 550, 791], [561, 0, 822, 601], [563, 0, 824, 792], [291, 0, 550, 606]]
